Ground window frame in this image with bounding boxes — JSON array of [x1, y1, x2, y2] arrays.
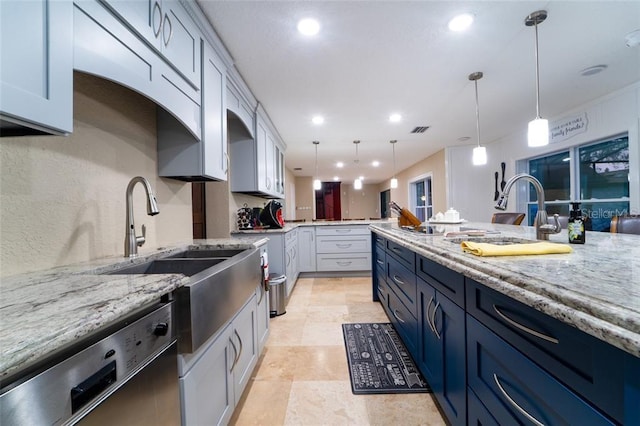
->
[[409, 172, 433, 222]]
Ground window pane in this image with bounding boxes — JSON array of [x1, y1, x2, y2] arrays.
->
[[581, 201, 630, 232], [579, 136, 629, 200], [529, 151, 571, 202], [416, 181, 425, 207]]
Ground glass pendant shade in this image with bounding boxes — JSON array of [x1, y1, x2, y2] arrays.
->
[[354, 178, 362, 190], [528, 117, 549, 147], [313, 179, 322, 190], [472, 146, 487, 165], [312, 140, 322, 190], [390, 178, 398, 189]]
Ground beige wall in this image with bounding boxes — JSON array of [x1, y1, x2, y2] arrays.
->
[[341, 183, 380, 219], [378, 149, 447, 216], [294, 176, 314, 221], [0, 73, 192, 277]]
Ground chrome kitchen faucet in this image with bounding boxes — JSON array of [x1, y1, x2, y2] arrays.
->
[[125, 176, 159, 257], [495, 173, 561, 240]]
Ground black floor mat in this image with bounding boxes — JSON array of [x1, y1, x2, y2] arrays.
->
[[342, 323, 431, 394]]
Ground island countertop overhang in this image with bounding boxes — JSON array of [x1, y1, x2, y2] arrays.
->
[[369, 222, 640, 358]]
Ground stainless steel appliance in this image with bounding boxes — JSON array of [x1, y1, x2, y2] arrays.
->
[[0, 301, 179, 426]]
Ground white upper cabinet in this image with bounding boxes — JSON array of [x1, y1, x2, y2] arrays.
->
[[101, 0, 201, 89], [230, 108, 285, 198], [0, 0, 73, 135]]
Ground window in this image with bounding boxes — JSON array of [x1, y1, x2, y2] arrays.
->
[[525, 135, 629, 231], [410, 174, 433, 222]]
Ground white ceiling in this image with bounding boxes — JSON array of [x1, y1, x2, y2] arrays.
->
[[196, 1, 640, 184]]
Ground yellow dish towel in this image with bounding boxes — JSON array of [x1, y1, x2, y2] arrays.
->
[[461, 241, 573, 257]]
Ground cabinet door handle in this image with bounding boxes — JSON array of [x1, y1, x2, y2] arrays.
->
[[493, 374, 544, 426], [493, 304, 559, 344], [257, 282, 264, 305], [234, 329, 243, 366], [336, 243, 352, 249], [425, 296, 436, 334], [376, 258, 384, 265], [229, 337, 238, 373], [152, 2, 162, 37], [224, 151, 229, 175], [392, 275, 405, 285], [430, 301, 442, 340], [392, 309, 406, 324], [162, 13, 173, 46]]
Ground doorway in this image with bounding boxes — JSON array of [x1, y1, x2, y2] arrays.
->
[[380, 189, 390, 218], [315, 182, 342, 220]]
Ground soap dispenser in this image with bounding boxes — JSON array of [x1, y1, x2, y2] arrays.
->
[[568, 202, 585, 244]]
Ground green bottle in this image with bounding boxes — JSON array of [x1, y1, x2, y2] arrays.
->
[[568, 202, 585, 244]]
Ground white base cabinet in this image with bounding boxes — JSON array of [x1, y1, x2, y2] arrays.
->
[[297, 227, 316, 272], [179, 293, 258, 425], [315, 225, 371, 272]]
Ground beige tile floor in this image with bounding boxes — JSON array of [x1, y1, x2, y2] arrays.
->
[[230, 277, 446, 426]]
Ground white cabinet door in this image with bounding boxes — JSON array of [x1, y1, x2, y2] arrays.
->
[[256, 282, 270, 354], [0, 0, 72, 135], [230, 294, 258, 406], [181, 324, 234, 426], [102, 0, 201, 89], [298, 227, 317, 272], [202, 42, 228, 180]]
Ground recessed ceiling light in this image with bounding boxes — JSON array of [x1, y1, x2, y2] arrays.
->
[[580, 65, 608, 76], [336, 162, 344, 168], [389, 113, 402, 123], [333, 176, 340, 181], [311, 115, 324, 125], [448, 13, 474, 32], [297, 18, 320, 36], [372, 161, 380, 167]]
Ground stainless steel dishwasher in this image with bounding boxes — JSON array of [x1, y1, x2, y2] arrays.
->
[[0, 300, 179, 426]]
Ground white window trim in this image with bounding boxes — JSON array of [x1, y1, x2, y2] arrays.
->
[[409, 172, 433, 221]]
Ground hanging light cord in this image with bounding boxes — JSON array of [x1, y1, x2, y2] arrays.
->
[[474, 79, 481, 147], [533, 20, 542, 119], [392, 142, 396, 177]]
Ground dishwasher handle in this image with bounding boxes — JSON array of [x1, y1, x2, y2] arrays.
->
[[71, 361, 117, 413]]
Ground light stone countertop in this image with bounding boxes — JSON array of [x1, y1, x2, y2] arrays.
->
[[369, 221, 640, 358], [0, 238, 266, 381]]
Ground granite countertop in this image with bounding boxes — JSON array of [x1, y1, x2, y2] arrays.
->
[[231, 218, 392, 234], [369, 222, 640, 358], [0, 237, 266, 381]]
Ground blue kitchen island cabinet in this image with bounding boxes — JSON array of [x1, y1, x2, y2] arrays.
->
[[369, 225, 640, 426], [1, 0, 73, 135]]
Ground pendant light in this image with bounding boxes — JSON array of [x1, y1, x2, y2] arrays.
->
[[353, 140, 362, 190], [469, 72, 487, 165], [390, 140, 399, 188], [313, 141, 322, 190], [525, 10, 549, 147]]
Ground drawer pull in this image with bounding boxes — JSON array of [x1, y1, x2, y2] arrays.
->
[[336, 243, 352, 249], [392, 275, 405, 285], [493, 374, 544, 426], [392, 309, 406, 324], [335, 229, 352, 233], [376, 259, 384, 265], [336, 261, 353, 266], [430, 301, 442, 340], [425, 296, 436, 334], [493, 305, 559, 344]]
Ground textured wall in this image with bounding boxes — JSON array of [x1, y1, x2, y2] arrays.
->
[[0, 73, 192, 277]]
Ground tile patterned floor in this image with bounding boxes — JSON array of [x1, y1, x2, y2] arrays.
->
[[229, 277, 446, 426]]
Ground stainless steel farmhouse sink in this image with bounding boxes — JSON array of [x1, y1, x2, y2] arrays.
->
[[107, 258, 226, 276], [103, 246, 262, 354]]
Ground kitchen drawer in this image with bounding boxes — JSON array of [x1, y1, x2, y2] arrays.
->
[[468, 387, 499, 426], [316, 235, 370, 254], [376, 270, 390, 307], [386, 239, 415, 271], [467, 316, 614, 426], [417, 255, 464, 307], [316, 253, 371, 271], [373, 245, 386, 270], [466, 279, 625, 423], [316, 225, 369, 236], [386, 255, 417, 317], [387, 286, 418, 359], [373, 233, 386, 251]]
